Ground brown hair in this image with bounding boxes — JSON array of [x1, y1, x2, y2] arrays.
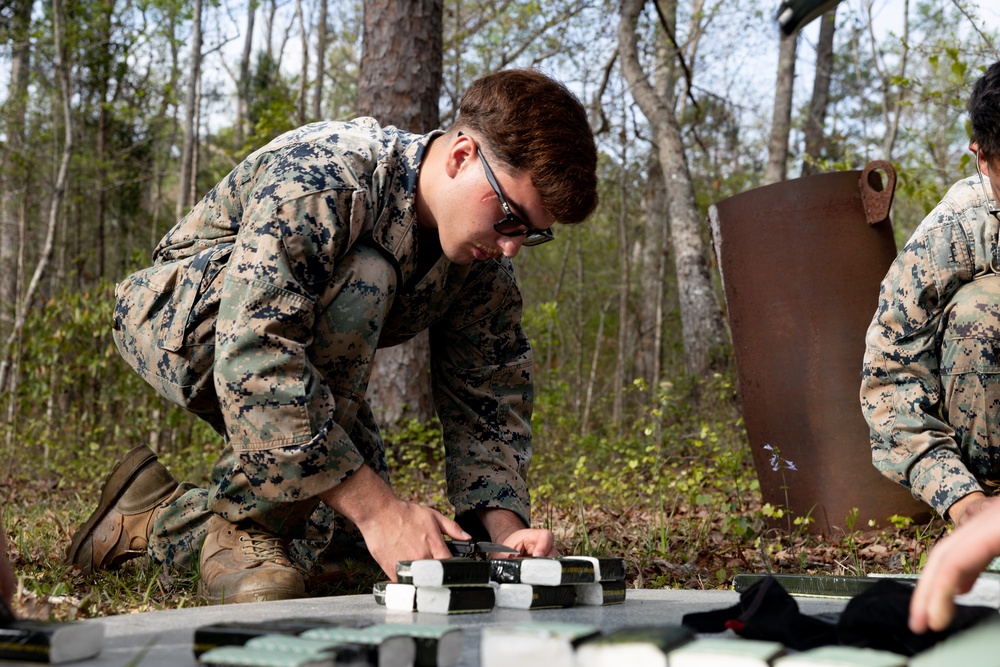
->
[[453, 68, 598, 225], [970, 61, 1000, 165]]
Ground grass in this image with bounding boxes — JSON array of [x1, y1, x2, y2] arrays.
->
[[0, 370, 951, 621]]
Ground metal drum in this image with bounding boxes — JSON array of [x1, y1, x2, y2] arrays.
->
[[708, 162, 931, 534]]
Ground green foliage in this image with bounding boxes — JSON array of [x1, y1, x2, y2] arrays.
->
[[246, 52, 299, 149], [533, 372, 749, 503], [382, 417, 449, 513], [0, 281, 219, 488]]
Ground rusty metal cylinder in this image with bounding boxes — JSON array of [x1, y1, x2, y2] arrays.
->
[[708, 162, 931, 534]]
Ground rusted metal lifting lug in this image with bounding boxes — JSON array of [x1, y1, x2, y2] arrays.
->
[[860, 160, 896, 226]]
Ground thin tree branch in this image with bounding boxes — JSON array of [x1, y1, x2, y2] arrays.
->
[[950, 0, 999, 58], [651, 0, 699, 112]]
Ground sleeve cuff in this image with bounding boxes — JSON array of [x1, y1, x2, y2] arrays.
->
[[910, 456, 984, 517]]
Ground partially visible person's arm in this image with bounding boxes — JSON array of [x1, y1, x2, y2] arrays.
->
[[947, 491, 996, 526], [0, 530, 15, 606], [477, 507, 556, 558], [430, 259, 551, 553], [910, 499, 1000, 633], [862, 192, 986, 518], [319, 465, 471, 581]]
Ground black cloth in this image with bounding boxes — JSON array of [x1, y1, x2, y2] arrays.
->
[[682, 575, 996, 656]]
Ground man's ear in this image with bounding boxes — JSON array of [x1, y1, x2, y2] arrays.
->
[[444, 132, 475, 179]]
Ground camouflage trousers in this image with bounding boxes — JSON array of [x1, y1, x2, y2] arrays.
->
[[113, 243, 395, 569], [939, 273, 1000, 491]]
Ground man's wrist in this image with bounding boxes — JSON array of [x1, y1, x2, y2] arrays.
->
[[947, 491, 988, 524], [319, 465, 397, 529], [476, 507, 528, 544]]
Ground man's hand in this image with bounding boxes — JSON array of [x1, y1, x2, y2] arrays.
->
[[477, 507, 558, 558], [910, 499, 1000, 633], [319, 465, 470, 581], [357, 499, 471, 580], [497, 528, 558, 558], [947, 491, 994, 526]]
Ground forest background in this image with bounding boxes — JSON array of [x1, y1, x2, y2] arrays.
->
[[1, 0, 1000, 618]]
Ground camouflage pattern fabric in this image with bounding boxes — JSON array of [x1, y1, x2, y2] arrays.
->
[[112, 119, 534, 568], [862, 175, 1000, 517]]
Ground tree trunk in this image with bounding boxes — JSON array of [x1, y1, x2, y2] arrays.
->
[[612, 132, 631, 430], [312, 0, 328, 120], [765, 30, 798, 185], [356, 0, 442, 130], [618, 0, 727, 376], [637, 151, 668, 386], [189, 65, 203, 206], [358, 0, 443, 427], [635, 14, 674, 388], [802, 9, 836, 176], [0, 0, 74, 394], [236, 1, 256, 150], [0, 0, 32, 373], [176, 0, 203, 218], [295, 0, 309, 125]]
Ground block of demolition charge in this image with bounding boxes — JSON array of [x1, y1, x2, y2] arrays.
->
[[396, 558, 491, 587], [244, 636, 368, 666], [370, 624, 463, 667], [775, 645, 909, 667], [667, 637, 786, 667], [415, 585, 496, 614], [489, 557, 595, 585], [373, 581, 417, 612], [562, 556, 626, 582], [574, 625, 694, 667], [193, 619, 367, 658], [0, 595, 104, 664], [480, 622, 600, 667], [495, 583, 577, 609], [301, 625, 417, 667], [573, 580, 626, 606], [197, 646, 343, 667]]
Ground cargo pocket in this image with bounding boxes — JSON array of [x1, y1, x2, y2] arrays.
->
[[939, 275, 1000, 479], [491, 359, 533, 429], [113, 244, 232, 412]]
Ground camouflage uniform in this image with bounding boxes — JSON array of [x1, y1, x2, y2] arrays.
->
[[112, 119, 534, 568], [862, 175, 1000, 517]]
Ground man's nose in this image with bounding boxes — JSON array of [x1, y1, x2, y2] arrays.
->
[[498, 235, 525, 258]]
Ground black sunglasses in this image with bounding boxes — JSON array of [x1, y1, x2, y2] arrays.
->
[[458, 132, 554, 246]]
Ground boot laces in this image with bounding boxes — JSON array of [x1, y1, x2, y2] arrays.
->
[[239, 528, 289, 565]]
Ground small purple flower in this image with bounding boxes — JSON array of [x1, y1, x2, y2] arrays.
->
[[763, 443, 795, 472]]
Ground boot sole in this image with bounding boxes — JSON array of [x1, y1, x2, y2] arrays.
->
[[65, 446, 159, 571], [198, 582, 305, 605]]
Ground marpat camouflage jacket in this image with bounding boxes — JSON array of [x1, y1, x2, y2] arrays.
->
[[149, 118, 534, 526], [862, 175, 999, 516]]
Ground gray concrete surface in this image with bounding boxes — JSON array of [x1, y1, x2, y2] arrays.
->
[[57, 589, 850, 666]]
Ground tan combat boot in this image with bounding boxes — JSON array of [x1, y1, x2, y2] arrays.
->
[[66, 445, 181, 573], [198, 515, 305, 605]]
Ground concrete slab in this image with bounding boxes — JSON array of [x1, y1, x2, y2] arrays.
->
[[64, 589, 850, 666]]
